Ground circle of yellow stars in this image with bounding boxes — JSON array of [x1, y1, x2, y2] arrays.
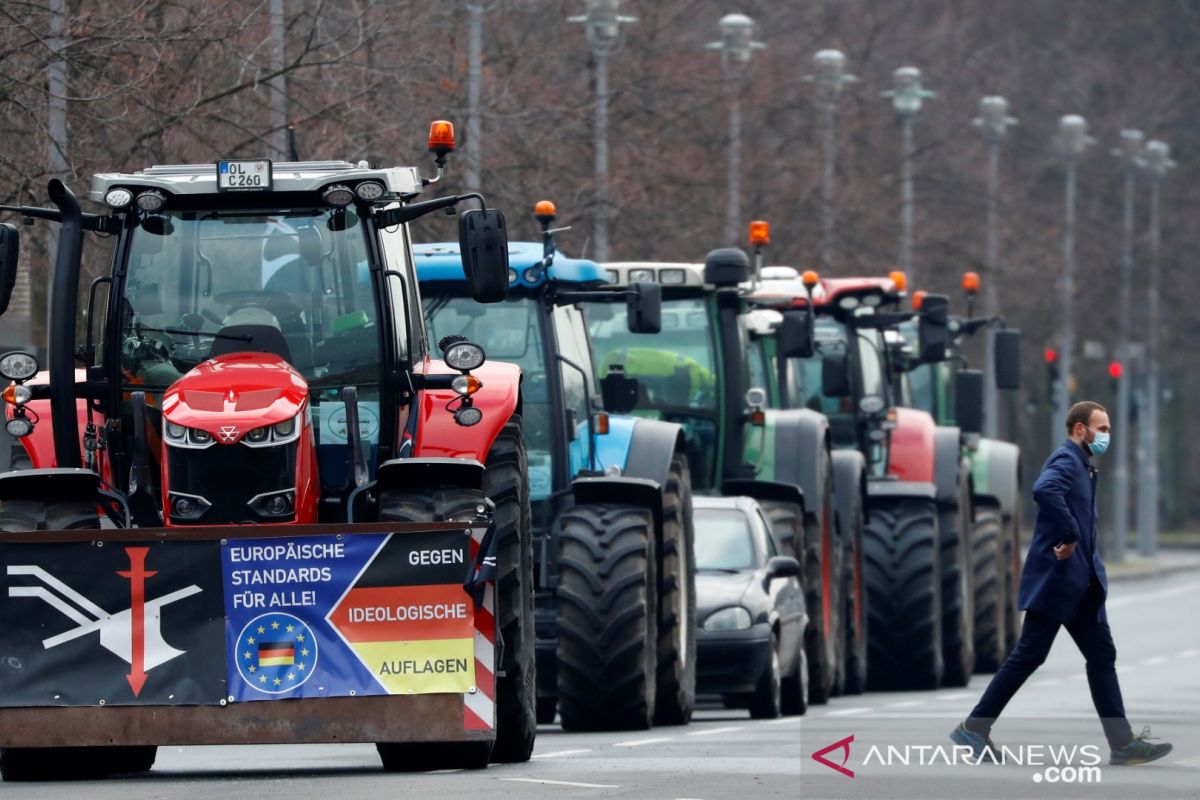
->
[[243, 622, 310, 685]]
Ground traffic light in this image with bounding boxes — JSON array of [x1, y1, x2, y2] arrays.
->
[[1107, 361, 1123, 380], [1044, 347, 1060, 404]]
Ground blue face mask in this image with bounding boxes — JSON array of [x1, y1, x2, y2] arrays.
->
[[1087, 428, 1110, 456]]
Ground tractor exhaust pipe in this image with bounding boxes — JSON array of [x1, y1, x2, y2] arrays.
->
[[46, 178, 84, 469]]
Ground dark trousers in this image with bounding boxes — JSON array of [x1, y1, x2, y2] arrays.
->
[[967, 581, 1134, 750]]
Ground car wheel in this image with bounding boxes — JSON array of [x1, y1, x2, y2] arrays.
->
[[749, 634, 782, 719]]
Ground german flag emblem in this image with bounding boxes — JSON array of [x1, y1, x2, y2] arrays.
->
[[234, 612, 318, 694]]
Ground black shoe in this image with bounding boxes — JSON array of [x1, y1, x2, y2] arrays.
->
[[949, 721, 1001, 763], [1110, 726, 1173, 765]]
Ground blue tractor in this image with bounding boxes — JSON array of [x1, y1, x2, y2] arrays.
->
[[414, 202, 697, 732]]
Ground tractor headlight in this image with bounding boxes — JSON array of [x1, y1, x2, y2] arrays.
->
[[443, 342, 486, 371], [163, 420, 216, 449], [245, 426, 270, 444], [703, 607, 752, 632], [165, 421, 187, 442], [354, 180, 385, 201], [273, 416, 296, 438], [135, 190, 166, 212], [629, 268, 654, 283], [0, 351, 39, 382], [323, 184, 354, 207], [659, 268, 687, 285], [242, 414, 302, 448], [104, 188, 133, 209], [5, 417, 33, 438]]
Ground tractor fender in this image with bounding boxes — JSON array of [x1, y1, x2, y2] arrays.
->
[[375, 457, 485, 492], [413, 360, 522, 463], [570, 476, 663, 528], [765, 408, 830, 523], [618, 418, 684, 487], [3, 370, 89, 469], [0, 467, 100, 502], [969, 438, 1021, 520], [831, 448, 867, 534], [886, 406, 936, 484], [866, 477, 937, 501], [722, 479, 806, 518], [933, 425, 965, 508]]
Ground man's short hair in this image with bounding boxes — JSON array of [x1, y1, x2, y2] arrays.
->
[[1066, 401, 1106, 434]]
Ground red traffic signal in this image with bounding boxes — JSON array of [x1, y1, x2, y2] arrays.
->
[[1043, 347, 1058, 364], [1108, 361, 1123, 380]]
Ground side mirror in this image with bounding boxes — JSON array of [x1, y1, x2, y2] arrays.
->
[[821, 352, 852, 398], [626, 281, 662, 334], [918, 293, 951, 363], [0, 223, 20, 316], [956, 369, 984, 434], [765, 555, 801, 580], [776, 310, 814, 359], [600, 365, 641, 414], [994, 328, 1021, 390], [458, 208, 509, 303]]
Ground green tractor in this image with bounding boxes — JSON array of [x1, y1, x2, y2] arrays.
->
[[582, 248, 855, 706]]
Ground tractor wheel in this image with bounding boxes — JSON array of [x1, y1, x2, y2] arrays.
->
[[749, 633, 782, 720], [781, 642, 809, 716], [939, 463, 976, 687], [536, 697, 557, 725], [840, 491, 868, 696], [654, 454, 696, 726], [971, 504, 1006, 673], [864, 498, 943, 691], [375, 483, 499, 771], [482, 418, 537, 763], [105, 746, 158, 775], [1003, 511, 1022, 654], [556, 504, 657, 732], [0, 747, 107, 782], [0, 497, 100, 532]]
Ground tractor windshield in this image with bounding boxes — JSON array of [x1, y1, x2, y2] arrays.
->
[[422, 294, 553, 499], [117, 207, 380, 393], [583, 296, 720, 486]]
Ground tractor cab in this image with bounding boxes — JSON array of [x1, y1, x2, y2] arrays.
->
[[0, 123, 514, 527]]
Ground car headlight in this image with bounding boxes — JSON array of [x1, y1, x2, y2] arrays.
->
[[703, 606, 752, 632]]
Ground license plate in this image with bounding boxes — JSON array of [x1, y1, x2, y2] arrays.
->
[[217, 159, 272, 191]]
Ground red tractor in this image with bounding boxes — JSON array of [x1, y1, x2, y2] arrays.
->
[[752, 271, 977, 690], [0, 124, 536, 778]]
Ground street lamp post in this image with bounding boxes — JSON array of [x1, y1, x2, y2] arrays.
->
[[706, 14, 766, 246], [807, 50, 857, 271], [568, 0, 636, 262], [1054, 115, 1093, 452], [1137, 139, 1175, 557], [1110, 129, 1144, 561], [883, 67, 935, 287], [972, 96, 1017, 440], [464, 1, 500, 193]]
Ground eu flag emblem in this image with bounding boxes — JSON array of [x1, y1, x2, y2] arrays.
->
[[234, 612, 318, 694]]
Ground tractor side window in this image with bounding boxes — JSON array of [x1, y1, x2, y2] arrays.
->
[[377, 224, 412, 363], [747, 336, 767, 398], [856, 329, 885, 403], [552, 304, 591, 452]]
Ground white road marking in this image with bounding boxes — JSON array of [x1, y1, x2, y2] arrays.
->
[[825, 707, 872, 716], [1177, 755, 1200, 768], [426, 768, 464, 774], [936, 692, 972, 701], [504, 778, 618, 789], [686, 726, 745, 736], [613, 737, 674, 747], [1139, 656, 1167, 666], [885, 700, 922, 709], [1177, 649, 1199, 658], [764, 716, 803, 724], [531, 748, 593, 759]]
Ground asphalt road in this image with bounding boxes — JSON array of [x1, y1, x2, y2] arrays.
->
[[3, 569, 1197, 800]]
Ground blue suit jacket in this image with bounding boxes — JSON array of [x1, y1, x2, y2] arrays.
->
[[1017, 440, 1109, 624]]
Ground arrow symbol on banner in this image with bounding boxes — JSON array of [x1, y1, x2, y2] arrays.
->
[[117, 547, 158, 696]]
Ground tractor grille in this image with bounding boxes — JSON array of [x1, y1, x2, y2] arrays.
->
[[167, 441, 296, 524]]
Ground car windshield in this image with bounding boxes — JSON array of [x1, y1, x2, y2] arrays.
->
[[695, 509, 757, 571], [118, 207, 379, 392]]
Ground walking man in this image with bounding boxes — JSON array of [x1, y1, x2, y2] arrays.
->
[[950, 401, 1172, 765]]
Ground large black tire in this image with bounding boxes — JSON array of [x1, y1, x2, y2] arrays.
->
[[375, 482, 497, 771], [556, 504, 657, 732], [840, 492, 868, 696], [749, 633, 782, 720], [864, 498, 943, 691], [0, 497, 101, 532], [482, 419, 537, 763], [939, 463, 976, 688], [971, 504, 1006, 673], [106, 746, 158, 775], [780, 642, 809, 716], [654, 455, 696, 726]]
